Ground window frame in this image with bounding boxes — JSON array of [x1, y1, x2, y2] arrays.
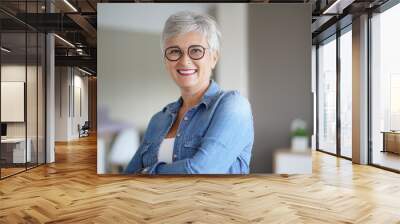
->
[[316, 24, 353, 161]]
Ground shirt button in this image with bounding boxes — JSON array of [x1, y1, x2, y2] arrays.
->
[[184, 117, 188, 121], [177, 133, 181, 137], [173, 154, 177, 158]]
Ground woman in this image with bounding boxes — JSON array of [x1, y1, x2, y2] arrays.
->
[[125, 11, 254, 174]]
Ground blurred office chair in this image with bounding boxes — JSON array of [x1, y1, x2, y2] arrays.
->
[[108, 128, 140, 172], [79, 121, 90, 138]]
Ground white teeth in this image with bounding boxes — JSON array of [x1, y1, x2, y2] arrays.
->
[[178, 69, 196, 75]]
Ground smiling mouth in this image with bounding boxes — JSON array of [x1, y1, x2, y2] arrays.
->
[[177, 69, 197, 76]]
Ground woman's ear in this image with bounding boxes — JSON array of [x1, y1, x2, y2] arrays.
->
[[211, 51, 219, 70]]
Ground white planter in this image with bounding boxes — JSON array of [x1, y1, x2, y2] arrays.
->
[[291, 136, 308, 152]]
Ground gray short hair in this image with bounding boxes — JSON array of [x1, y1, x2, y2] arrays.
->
[[161, 11, 221, 54]]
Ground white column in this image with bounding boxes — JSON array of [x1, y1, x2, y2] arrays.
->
[[46, 33, 55, 163], [352, 14, 369, 164]]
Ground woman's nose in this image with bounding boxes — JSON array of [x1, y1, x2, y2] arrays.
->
[[178, 52, 193, 66]]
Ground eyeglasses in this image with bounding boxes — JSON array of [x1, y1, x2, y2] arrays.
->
[[164, 45, 207, 61]]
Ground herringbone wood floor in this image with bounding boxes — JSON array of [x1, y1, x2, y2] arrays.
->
[[1, 135, 400, 224]]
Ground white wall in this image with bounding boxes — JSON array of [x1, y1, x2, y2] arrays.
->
[[71, 73, 89, 138], [55, 67, 68, 141], [55, 67, 89, 141], [1, 65, 38, 137], [1, 65, 26, 81], [1, 63, 47, 164], [215, 4, 248, 97]]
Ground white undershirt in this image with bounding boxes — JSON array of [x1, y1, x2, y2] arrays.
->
[[157, 138, 175, 164]]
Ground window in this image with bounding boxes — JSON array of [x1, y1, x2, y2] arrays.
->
[[317, 36, 337, 154], [339, 28, 352, 158], [0, 1, 47, 179], [371, 2, 400, 171]]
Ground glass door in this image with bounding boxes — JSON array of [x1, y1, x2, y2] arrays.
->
[[1, 30, 28, 178], [0, 0, 47, 179]]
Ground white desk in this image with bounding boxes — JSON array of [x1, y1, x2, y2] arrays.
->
[[1, 138, 31, 163]]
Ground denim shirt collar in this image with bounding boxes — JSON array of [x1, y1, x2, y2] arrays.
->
[[163, 80, 221, 114]]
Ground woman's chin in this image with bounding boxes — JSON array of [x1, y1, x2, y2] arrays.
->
[[175, 75, 198, 88], [177, 82, 197, 90]]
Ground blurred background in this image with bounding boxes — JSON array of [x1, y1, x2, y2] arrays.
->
[[97, 3, 312, 174]]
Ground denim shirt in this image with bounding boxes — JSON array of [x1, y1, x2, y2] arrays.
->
[[124, 80, 254, 174]]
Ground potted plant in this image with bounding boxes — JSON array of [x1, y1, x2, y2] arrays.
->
[[290, 119, 309, 152]]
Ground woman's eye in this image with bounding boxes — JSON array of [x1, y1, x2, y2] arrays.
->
[[167, 49, 181, 55], [191, 49, 201, 53]]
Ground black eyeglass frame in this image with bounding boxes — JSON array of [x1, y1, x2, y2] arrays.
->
[[164, 45, 208, 61]]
